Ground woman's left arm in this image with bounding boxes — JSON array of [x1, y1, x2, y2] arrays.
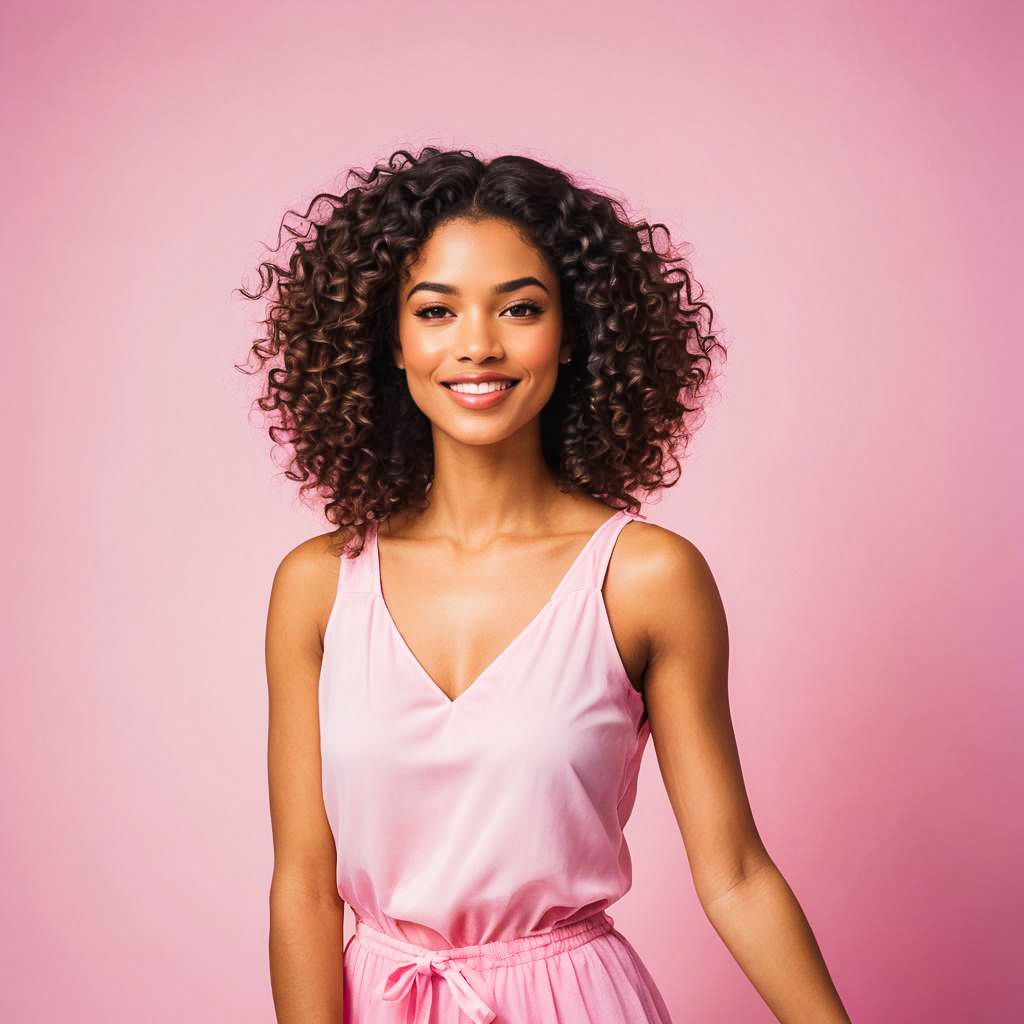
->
[[627, 526, 852, 1024]]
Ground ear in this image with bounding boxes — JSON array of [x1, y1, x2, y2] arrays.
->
[[559, 321, 575, 364], [393, 340, 405, 371]]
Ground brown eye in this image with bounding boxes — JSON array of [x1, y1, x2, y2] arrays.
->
[[413, 301, 542, 320], [414, 305, 450, 319], [505, 301, 543, 317]]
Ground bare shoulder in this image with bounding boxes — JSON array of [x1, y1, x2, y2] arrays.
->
[[609, 518, 728, 678], [616, 519, 722, 601], [273, 529, 347, 580], [269, 527, 358, 649]]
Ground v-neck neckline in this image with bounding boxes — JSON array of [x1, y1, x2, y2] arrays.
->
[[372, 509, 626, 708]]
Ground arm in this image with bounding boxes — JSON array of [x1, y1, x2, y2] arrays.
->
[[637, 528, 851, 1023], [266, 538, 346, 1023]]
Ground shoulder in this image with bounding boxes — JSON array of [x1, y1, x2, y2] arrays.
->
[[272, 530, 341, 590], [611, 518, 728, 666], [615, 517, 719, 596], [268, 528, 358, 646]]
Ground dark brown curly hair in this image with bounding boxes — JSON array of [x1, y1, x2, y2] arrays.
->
[[235, 146, 726, 557]]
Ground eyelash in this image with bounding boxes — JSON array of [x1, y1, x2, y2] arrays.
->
[[413, 300, 543, 320]]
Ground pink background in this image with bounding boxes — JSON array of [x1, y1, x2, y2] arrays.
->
[[4, 1, 1020, 1020]]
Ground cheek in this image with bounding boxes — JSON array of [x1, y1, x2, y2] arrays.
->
[[399, 327, 447, 373], [514, 327, 563, 377]]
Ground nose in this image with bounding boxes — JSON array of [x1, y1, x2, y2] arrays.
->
[[451, 310, 505, 362]]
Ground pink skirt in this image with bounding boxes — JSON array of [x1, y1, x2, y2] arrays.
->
[[342, 909, 674, 1023]]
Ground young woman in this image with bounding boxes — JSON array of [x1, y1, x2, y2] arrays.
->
[[245, 147, 851, 1022]]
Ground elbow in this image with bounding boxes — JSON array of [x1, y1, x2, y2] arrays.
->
[[270, 872, 344, 910], [696, 848, 776, 911]]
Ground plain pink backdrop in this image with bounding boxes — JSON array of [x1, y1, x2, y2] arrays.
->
[[4, 1, 1021, 1021]]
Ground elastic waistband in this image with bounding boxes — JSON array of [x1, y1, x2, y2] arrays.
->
[[354, 907, 614, 971], [355, 910, 615, 1022]]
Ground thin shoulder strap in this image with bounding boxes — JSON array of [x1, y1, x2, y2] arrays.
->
[[335, 523, 377, 595], [559, 508, 647, 596], [592, 509, 646, 590]]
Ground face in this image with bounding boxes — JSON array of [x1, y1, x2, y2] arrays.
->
[[394, 217, 572, 446]]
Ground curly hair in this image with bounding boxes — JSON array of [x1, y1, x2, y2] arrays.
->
[[235, 146, 726, 557]]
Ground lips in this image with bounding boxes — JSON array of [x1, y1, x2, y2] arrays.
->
[[441, 377, 520, 409], [440, 374, 520, 385], [442, 380, 518, 392]]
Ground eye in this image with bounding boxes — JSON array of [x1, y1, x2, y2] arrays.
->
[[505, 301, 543, 317], [411, 300, 544, 320], [414, 305, 450, 320]]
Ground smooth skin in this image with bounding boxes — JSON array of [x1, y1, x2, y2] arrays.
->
[[267, 217, 852, 1023]]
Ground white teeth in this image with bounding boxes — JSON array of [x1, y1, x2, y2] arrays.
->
[[447, 380, 515, 394]]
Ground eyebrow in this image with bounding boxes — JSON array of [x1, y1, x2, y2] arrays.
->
[[406, 276, 550, 301]]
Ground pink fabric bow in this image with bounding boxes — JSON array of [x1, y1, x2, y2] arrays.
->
[[377, 952, 496, 1024]]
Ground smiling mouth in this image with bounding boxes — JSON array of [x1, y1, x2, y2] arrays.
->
[[442, 380, 520, 394]]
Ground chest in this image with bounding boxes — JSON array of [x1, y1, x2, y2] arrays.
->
[[376, 533, 646, 703]]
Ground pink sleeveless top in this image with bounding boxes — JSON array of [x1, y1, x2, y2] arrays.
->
[[318, 508, 651, 951]]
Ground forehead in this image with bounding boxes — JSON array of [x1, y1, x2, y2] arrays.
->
[[405, 217, 551, 280]]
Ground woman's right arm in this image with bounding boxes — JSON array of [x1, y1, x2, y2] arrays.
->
[[266, 539, 345, 1023]]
